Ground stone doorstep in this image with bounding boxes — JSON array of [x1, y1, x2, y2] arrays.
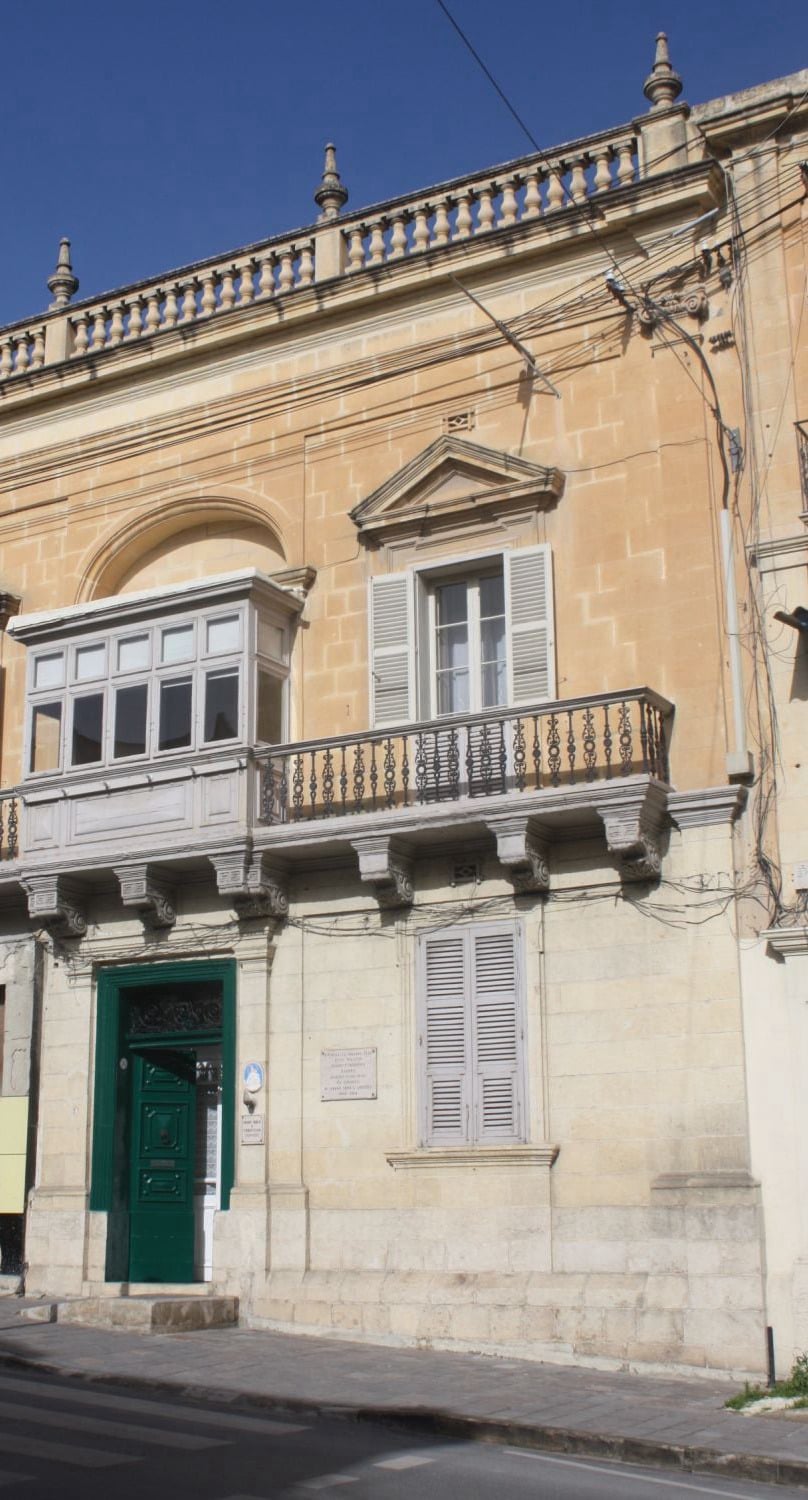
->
[[0, 1274, 22, 1296], [22, 1294, 239, 1333]]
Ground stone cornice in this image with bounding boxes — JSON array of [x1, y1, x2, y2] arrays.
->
[[748, 533, 808, 573], [387, 1144, 559, 1171], [764, 925, 808, 957], [0, 162, 722, 428], [8, 566, 302, 645], [667, 785, 748, 828], [350, 435, 564, 542]]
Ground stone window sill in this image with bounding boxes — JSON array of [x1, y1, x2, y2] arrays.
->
[[386, 1144, 559, 1171]]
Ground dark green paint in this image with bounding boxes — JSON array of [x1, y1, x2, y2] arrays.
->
[[89, 959, 236, 1283]]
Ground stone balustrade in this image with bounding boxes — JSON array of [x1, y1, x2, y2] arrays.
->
[[341, 130, 638, 273], [0, 124, 639, 382]]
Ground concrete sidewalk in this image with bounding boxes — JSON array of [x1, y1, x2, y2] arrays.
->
[[0, 1298, 806, 1488]]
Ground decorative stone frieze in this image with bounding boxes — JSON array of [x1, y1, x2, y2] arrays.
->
[[23, 875, 87, 938], [114, 863, 176, 929], [486, 814, 550, 894], [210, 845, 289, 920], [351, 835, 414, 908], [598, 782, 667, 883]]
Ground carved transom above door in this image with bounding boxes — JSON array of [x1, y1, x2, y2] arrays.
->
[[350, 436, 565, 545]]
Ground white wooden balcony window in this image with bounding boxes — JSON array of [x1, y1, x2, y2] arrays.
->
[[22, 581, 293, 780], [369, 546, 555, 730]]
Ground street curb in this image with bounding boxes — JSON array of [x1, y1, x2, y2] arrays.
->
[[1, 1346, 807, 1489]]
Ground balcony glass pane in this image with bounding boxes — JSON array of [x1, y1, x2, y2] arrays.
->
[[118, 634, 150, 672], [161, 624, 194, 664], [206, 615, 240, 654], [75, 643, 106, 681], [114, 683, 148, 758], [30, 702, 62, 773], [33, 653, 64, 690], [204, 670, 239, 742], [257, 670, 284, 744], [435, 580, 467, 628], [71, 693, 104, 766], [258, 619, 286, 662], [159, 678, 192, 751]]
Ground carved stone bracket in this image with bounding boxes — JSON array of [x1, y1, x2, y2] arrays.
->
[[598, 783, 667, 883], [23, 875, 87, 938], [486, 815, 550, 894], [210, 846, 289, 921], [351, 835, 414, 909], [115, 864, 177, 929]]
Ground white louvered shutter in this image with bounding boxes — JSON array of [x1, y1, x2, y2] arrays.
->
[[369, 574, 414, 728], [421, 933, 470, 1144], [471, 926, 524, 1141], [505, 546, 556, 706]]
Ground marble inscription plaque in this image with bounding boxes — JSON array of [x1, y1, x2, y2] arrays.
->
[[320, 1047, 377, 1101]]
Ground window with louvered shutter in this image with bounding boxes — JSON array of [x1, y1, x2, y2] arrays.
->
[[505, 546, 555, 705], [472, 928, 522, 1140], [369, 574, 414, 728], [421, 935, 469, 1143], [419, 923, 525, 1147]]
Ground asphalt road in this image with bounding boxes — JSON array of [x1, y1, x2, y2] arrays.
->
[[0, 1367, 804, 1500]]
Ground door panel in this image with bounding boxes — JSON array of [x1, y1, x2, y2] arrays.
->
[[129, 1050, 196, 1282]]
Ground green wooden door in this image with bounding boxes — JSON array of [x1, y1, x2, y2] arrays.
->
[[128, 1049, 196, 1282]]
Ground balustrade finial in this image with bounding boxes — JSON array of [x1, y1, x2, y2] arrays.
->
[[47, 237, 80, 309], [314, 143, 349, 221], [643, 31, 683, 111]]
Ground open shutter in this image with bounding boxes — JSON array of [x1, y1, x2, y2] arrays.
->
[[369, 574, 414, 728], [505, 546, 555, 706], [420, 933, 470, 1145], [471, 926, 524, 1142]]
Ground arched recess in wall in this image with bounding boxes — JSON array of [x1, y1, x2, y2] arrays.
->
[[77, 497, 287, 602]]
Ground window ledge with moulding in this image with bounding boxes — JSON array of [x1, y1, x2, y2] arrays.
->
[[386, 1145, 559, 1170]]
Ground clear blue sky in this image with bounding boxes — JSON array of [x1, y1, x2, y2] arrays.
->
[[2, 0, 805, 325]]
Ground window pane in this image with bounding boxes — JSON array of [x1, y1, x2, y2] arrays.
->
[[160, 624, 194, 664], [437, 670, 469, 715], [258, 619, 286, 662], [204, 670, 239, 742], [75, 643, 106, 681], [481, 660, 507, 708], [437, 622, 469, 672], [114, 683, 148, 758], [206, 615, 240, 654], [256, 670, 284, 743], [479, 571, 505, 619], [480, 613, 506, 666], [71, 693, 104, 765], [30, 702, 62, 772], [159, 679, 192, 751], [436, 581, 468, 627], [118, 634, 150, 672], [33, 653, 64, 690]]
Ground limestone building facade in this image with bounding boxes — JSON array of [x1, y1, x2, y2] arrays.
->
[[0, 38, 807, 1376]]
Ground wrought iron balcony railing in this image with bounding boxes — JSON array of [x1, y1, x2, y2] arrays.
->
[[797, 421, 808, 510], [0, 792, 18, 860], [257, 689, 672, 827]]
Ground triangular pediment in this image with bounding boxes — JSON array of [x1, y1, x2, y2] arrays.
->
[[350, 436, 564, 541]]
